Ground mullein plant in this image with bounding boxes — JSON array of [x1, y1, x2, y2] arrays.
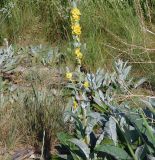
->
[[65, 0, 90, 145], [57, 1, 155, 160], [61, 1, 118, 159]]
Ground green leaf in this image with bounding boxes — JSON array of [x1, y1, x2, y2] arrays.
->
[[134, 78, 146, 88], [147, 154, 155, 160], [135, 145, 147, 160], [104, 116, 117, 145], [95, 144, 132, 160], [57, 132, 72, 146], [127, 112, 155, 147], [65, 112, 85, 137], [70, 138, 90, 159]]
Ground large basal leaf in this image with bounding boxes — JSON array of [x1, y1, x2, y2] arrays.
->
[[57, 132, 73, 146], [122, 66, 131, 80], [104, 116, 117, 145], [135, 145, 147, 160], [64, 111, 85, 137], [127, 112, 155, 147], [141, 100, 155, 115], [86, 111, 105, 135], [149, 97, 155, 107], [96, 132, 105, 146], [147, 154, 155, 160], [95, 144, 132, 160], [70, 138, 90, 159], [134, 78, 146, 88]]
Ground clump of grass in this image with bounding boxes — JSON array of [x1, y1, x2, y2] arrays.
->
[[78, 0, 155, 87], [0, 50, 65, 158], [0, 0, 70, 45], [12, 70, 65, 159]]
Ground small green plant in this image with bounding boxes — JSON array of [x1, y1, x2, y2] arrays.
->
[[0, 42, 20, 74]]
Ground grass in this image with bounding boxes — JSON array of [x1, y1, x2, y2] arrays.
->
[[0, 60, 65, 158]]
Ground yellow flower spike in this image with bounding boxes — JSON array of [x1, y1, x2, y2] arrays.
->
[[73, 100, 78, 110], [71, 8, 81, 16], [72, 24, 81, 36], [75, 48, 83, 59], [66, 72, 72, 80], [83, 81, 89, 88], [71, 8, 81, 21]]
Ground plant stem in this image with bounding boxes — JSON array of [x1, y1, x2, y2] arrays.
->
[[82, 107, 89, 145]]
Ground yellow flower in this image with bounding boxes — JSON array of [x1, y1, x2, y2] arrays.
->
[[75, 48, 83, 59], [71, 8, 81, 21], [72, 14, 80, 21], [83, 81, 89, 88], [72, 24, 81, 35], [73, 100, 78, 110], [66, 72, 72, 80], [71, 8, 81, 16]]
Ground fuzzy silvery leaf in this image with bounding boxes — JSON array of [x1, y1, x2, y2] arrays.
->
[[96, 78, 103, 88], [115, 59, 131, 81], [128, 112, 155, 146], [95, 70, 104, 88], [135, 145, 147, 160], [81, 102, 86, 109], [147, 154, 155, 160], [87, 73, 97, 89], [93, 91, 103, 107], [64, 100, 73, 122], [65, 111, 85, 136], [149, 97, 155, 107], [71, 1, 77, 8], [134, 78, 146, 88], [81, 93, 89, 101], [88, 112, 106, 120], [86, 112, 105, 135], [86, 73, 92, 82], [73, 42, 81, 48], [104, 116, 117, 145], [126, 78, 133, 87], [95, 144, 132, 160], [57, 154, 68, 159], [141, 99, 155, 115], [102, 73, 109, 86], [141, 99, 152, 108], [120, 117, 126, 128], [122, 66, 131, 79], [110, 72, 117, 84], [70, 138, 90, 159], [0, 56, 5, 65], [68, 85, 78, 91], [99, 90, 105, 102], [96, 131, 105, 146]]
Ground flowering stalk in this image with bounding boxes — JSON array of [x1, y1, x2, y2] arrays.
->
[[70, 1, 83, 71], [70, 1, 90, 145], [82, 107, 89, 145]]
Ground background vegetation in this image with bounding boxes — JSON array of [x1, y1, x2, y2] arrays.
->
[[0, 0, 155, 85]]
